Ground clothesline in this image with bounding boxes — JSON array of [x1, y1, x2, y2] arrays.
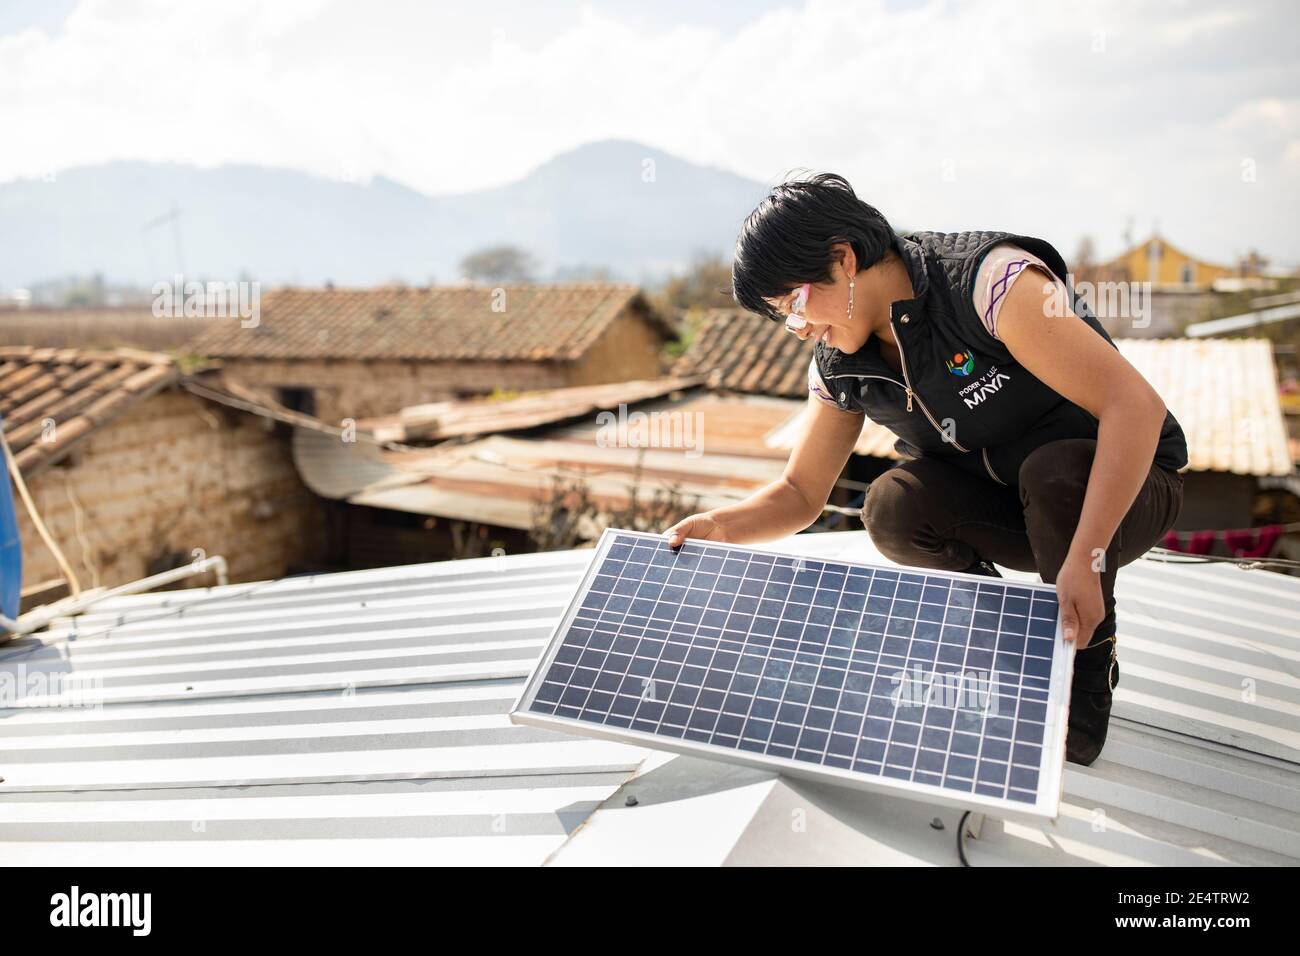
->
[[1162, 521, 1300, 558]]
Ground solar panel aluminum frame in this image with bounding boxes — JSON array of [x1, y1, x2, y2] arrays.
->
[[511, 527, 1075, 822]]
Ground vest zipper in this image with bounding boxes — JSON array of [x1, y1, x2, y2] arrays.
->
[[836, 372, 908, 390], [981, 447, 1006, 485], [887, 318, 971, 453]]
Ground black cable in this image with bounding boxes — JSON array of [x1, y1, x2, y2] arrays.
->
[[957, 810, 972, 867]]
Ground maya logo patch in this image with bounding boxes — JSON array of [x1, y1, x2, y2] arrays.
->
[[959, 365, 1012, 409], [946, 350, 976, 376]]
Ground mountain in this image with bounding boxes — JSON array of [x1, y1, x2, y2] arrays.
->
[[0, 140, 768, 289]]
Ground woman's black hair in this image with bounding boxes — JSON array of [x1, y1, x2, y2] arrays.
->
[[731, 172, 896, 323]]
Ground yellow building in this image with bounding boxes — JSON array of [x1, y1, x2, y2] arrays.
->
[[1099, 234, 1235, 292]]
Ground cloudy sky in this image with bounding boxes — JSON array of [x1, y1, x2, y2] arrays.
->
[[2, 0, 1297, 266]]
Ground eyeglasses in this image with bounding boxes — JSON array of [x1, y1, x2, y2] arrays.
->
[[769, 283, 810, 325]]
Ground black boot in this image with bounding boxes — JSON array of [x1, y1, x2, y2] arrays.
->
[[1066, 636, 1118, 766], [961, 558, 1002, 578]]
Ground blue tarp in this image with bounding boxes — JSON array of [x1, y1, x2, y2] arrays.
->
[[0, 425, 21, 623]]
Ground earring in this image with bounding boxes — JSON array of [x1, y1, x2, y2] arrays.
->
[[847, 278, 854, 320]]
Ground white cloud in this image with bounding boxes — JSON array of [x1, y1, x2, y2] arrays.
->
[[1, 0, 1297, 265]]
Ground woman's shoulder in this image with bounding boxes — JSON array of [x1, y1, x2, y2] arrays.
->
[[807, 354, 863, 413], [808, 354, 838, 406], [970, 242, 1061, 341]]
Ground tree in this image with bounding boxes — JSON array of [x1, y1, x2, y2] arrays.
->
[[650, 250, 733, 315], [459, 245, 538, 284], [552, 263, 615, 282]]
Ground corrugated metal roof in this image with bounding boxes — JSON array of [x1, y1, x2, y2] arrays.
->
[[0, 549, 647, 864], [763, 399, 905, 460], [359, 376, 704, 443], [1118, 338, 1292, 476], [292, 391, 793, 530], [1186, 303, 1300, 338], [1, 532, 1296, 865], [550, 533, 1300, 866]]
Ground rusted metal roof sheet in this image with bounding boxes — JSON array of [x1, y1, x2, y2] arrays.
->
[[366, 376, 703, 442], [293, 390, 795, 530]]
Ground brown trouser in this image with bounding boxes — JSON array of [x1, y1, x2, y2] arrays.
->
[[862, 438, 1185, 648]]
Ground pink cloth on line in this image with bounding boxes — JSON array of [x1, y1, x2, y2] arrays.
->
[[1223, 525, 1283, 558], [1163, 530, 1217, 554]]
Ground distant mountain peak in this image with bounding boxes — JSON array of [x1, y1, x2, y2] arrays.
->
[[0, 143, 767, 290]]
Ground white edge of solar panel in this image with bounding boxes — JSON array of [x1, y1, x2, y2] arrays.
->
[[510, 527, 1074, 823]]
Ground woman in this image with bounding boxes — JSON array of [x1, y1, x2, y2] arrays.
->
[[662, 173, 1186, 766]]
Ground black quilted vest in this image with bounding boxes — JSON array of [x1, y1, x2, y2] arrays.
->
[[813, 230, 1189, 489]]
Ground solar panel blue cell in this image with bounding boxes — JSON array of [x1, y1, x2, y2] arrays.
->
[[512, 528, 1074, 820]]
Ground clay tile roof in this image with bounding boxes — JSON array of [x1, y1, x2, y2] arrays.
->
[[188, 284, 678, 362], [0, 346, 178, 477], [670, 308, 811, 398]]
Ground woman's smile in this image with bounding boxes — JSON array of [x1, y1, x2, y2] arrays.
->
[[785, 315, 834, 346]]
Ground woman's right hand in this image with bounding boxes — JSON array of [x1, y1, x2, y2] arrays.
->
[[661, 513, 730, 548]]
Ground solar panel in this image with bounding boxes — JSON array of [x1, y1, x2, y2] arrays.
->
[[511, 528, 1074, 820]]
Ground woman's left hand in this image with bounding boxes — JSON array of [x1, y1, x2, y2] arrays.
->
[[1055, 553, 1105, 646]]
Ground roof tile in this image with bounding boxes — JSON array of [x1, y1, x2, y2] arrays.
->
[[671, 308, 811, 398], [0, 347, 178, 477], [188, 284, 678, 362]]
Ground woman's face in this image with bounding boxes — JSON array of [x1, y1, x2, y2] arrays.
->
[[763, 252, 859, 352]]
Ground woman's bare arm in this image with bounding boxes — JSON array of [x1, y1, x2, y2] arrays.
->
[[665, 397, 864, 546], [997, 270, 1168, 642]]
